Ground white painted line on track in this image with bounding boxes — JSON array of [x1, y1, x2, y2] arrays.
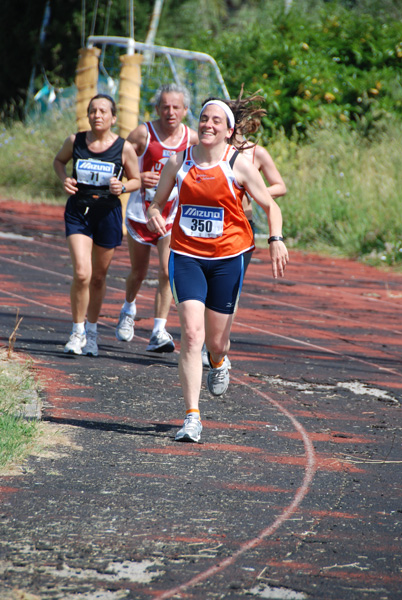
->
[[0, 288, 71, 315], [154, 375, 317, 599], [0, 232, 35, 241]]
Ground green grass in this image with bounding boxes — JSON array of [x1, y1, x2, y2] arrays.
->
[[0, 349, 40, 470], [0, 107, 74, 203]]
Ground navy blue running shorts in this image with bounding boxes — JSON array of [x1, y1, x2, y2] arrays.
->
[[169, 252, 245, 315], [64, 196, 123, 248]]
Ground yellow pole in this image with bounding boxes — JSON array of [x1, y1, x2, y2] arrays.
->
[[75, 47, 101, 132], [118, 53, 143, 138], [118, 53, 143, 232]]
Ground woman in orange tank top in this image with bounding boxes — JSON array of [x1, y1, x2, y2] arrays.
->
[[147, 98, 289, 443]]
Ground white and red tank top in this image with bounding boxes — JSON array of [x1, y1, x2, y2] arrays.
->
[[170, 145, 254, 259], [126, 121, 191, 224]]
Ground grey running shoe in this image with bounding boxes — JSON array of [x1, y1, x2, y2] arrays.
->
[[82, 331, 98, 357], [64, 332, 86, 355], [146, 329, 175, 353], [175, 416, 203, 443], [116, 310, 135, 342], [207, 355, 230, 396]]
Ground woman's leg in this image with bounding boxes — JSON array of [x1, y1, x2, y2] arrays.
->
[[155, 234, 174, 321], [204, 308, 234, 365], [204, 309, 233, 396], [86, 243, 115, 324], [125, 234, 151, 303], [176, 299, 205, 412], [67, 234, 94, 323]]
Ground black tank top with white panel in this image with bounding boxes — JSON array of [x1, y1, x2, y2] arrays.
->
[[72, 131, 124, 203]]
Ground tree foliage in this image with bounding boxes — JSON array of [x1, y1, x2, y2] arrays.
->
[[1, 0, 402, 135]]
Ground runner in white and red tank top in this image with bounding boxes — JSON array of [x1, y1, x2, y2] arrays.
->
[[115, 84, 198, 352], [147, 97, 289, 443]]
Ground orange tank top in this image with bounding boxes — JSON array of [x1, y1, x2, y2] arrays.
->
[[170, 145, 254, 259]]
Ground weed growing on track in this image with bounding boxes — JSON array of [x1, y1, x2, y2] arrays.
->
[[0, 348, 40, 470]]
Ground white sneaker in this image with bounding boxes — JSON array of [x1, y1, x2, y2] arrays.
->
[[116, 310, 134, 342], [146, 329, 175, 353], [82, 331, 98, 357], [207, 356, 230, 396], [64, 332, 86, 355], [175, 416, 203, 443]]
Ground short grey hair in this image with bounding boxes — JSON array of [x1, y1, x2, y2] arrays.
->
[[154, 83, 191, 109]]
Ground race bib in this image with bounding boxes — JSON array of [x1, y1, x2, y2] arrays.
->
[[76, 159, 115, 187], [179, 205, 224, 238]]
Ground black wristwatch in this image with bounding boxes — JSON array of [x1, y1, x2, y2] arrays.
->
[[268, 235, 284, 244], [121, 184, 126, 194]]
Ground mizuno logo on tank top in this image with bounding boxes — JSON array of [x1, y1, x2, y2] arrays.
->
[[182, 206, 222, 220], [77, 160, 115, 173]]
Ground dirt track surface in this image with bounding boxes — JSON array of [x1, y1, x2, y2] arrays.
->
[[0, 198, 401, 600]]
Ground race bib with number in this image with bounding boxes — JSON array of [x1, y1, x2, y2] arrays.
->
[[179, 205, 224, 238], [76, 159, 115, 187]]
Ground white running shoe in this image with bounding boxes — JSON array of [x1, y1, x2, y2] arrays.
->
[[207, 356, 230, 396], [175, 416, 203, 443], [82, 331, 98, 357], [64, 332, 86, 355], [116, 310, 134, 342], [146, 329, 175, 353]]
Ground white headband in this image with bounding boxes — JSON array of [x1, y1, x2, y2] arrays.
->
[[199, 100, 235, 129]]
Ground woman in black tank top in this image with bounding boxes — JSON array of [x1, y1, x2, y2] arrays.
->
[[53, 94, 141, 357]]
